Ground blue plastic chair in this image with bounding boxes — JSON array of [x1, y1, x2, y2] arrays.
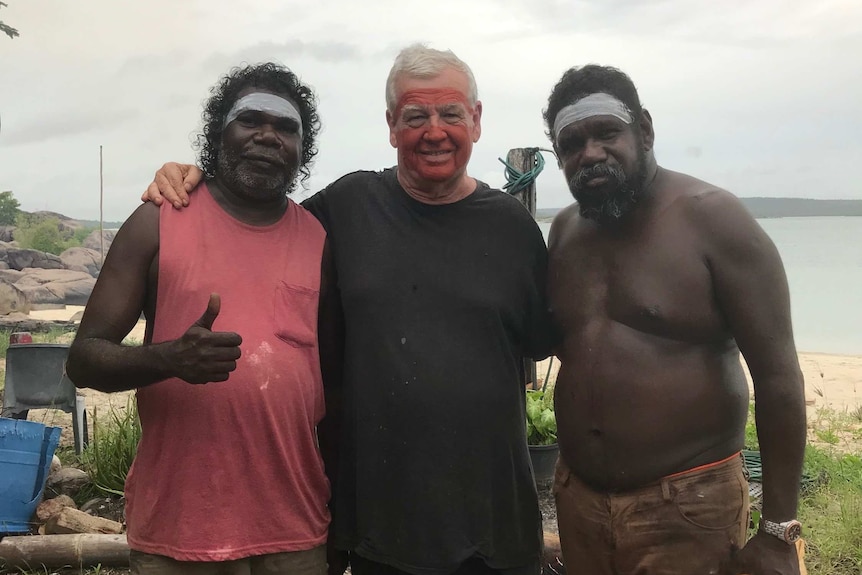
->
[[1, 343, 88, 454]]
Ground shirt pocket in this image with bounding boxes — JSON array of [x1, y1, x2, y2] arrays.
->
[[273, 281, 319, 348]]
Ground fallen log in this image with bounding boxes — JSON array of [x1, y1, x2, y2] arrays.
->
[[44, 507, 123, 535], [0, 533, 129, 569]]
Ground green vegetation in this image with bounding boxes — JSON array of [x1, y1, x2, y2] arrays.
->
[[526, 388, 557, 445], [75, 219, 125, 230], [31, 326, 77, 344], [746, 405, 862, 575], [78, 399, 141, 502], [0, 190, 103, 254], [799, 447, 862, 574], [0, 327, 12, 393], [12, 212, 97, 255], [0, 190, 21, 225]]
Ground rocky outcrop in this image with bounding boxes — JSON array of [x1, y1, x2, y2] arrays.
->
[[0, 278, 30, 315], [60, 247, 104, 277], [0, 223, 117, 313], [82, 230, 116, 252], [13, 269, 96, 306], [2, 247, 65, 271]]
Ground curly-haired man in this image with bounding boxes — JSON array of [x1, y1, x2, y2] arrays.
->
[[67, 63, 339, 575]]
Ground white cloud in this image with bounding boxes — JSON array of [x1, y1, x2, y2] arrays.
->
[[1, 0, 860, 220]]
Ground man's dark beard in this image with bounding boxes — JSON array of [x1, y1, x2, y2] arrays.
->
[[216, 147, 296, 201], [568, 152, 647, 225]]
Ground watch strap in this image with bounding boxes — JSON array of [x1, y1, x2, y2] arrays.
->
[[760, 518, 802, 543]]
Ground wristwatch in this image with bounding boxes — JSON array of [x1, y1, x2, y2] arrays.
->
[[760, 518, 802, 544]]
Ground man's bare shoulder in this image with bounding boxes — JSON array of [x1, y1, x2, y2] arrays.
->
[[127, 201, 161, 223], [548, 203, 582, 248], [659, 169, 751, 223], [106, 202, 160, 259], [659, 170, 770, 261], [551, 202, 580, 224]]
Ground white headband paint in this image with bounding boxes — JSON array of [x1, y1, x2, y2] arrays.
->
[[552, 93, 633, 141], [224, 93, 303, 138]]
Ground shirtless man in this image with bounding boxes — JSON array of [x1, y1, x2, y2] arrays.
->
[[544, 65, 806, 575]]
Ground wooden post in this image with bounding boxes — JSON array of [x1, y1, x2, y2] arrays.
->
[[505, 148, 539, 389]]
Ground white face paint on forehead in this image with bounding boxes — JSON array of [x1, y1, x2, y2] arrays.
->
[[552, 93, 633, 142], [223, 92, 303, 139]]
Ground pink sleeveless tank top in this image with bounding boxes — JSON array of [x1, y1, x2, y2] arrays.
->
[[125, 184, 330, 561]]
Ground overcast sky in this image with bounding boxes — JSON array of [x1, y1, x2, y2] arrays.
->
[[1, 0, 860, 221]]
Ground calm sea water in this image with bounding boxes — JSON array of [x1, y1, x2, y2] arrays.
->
[[538, 216, 862, 355]]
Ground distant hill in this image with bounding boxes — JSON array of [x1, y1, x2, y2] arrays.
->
[[535, 198, 862, 221], [739, 198, 862, 218], [75, 218, 125, 230], [24, 211, 124, 230]]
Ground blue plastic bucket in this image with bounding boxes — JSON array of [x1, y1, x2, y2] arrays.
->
[[0, 417, 62, 533]]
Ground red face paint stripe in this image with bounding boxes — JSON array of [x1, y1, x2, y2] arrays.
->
[[395, 89, 473, 117]]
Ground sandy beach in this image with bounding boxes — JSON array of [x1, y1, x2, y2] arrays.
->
[[9, 306, 862, 451], [538, 348, 862, 454], [536, 352, 861, 417]]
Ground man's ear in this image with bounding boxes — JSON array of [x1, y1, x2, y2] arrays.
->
[[471, 100, 482, 142], [386, 109, 398, 148], [552, 145, 563, 169], [639, 109, 655, 151]]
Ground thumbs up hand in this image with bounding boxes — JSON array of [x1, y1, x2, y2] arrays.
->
[[171, 293, 243, 384]]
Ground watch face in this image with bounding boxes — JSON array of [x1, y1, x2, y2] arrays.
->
[[785, 522, 802, 542]]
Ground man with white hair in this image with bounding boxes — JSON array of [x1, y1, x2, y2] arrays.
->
[[144, 44, 557, 575]]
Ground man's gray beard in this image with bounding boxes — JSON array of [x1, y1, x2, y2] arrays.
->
[[569, 161, 646, 225], [216, 148, 295, 200]]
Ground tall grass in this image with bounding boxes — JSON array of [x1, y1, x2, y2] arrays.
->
[[800, 446, 862, 574], [0, 327, 11, 357], [31, 326, 77, 344], [746, 404, 862, 575], [0, 327, 9, 392], [78, 398, 141, 501]]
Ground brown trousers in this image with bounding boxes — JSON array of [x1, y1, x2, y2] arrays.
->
[[554, 455, 749, 575], [129, 545, 327, 575]]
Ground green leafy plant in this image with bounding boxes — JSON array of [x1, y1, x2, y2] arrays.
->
[[12, 212, 97, 255], [0, 190, 21, 224], [79, 399, 141, 500], [526, 388, 557, 446]]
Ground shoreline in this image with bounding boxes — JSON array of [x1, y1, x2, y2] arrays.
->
[[24, 305, 862, 359]]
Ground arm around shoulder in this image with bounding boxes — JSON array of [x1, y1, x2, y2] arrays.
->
[[142, 162, 203, 209]]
